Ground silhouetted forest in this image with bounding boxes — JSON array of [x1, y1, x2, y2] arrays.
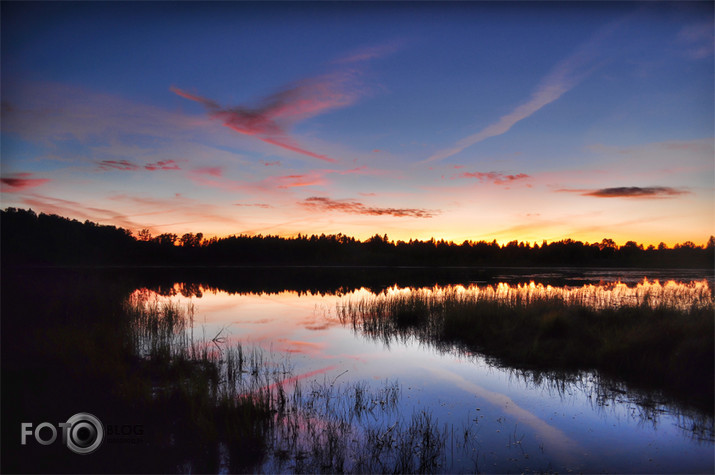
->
[[2, 207, 713, 268]]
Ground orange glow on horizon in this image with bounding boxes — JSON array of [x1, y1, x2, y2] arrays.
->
[[134, 225, 711, 250]]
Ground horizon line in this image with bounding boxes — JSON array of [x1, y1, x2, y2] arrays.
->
[[2, 207, 713, 250]]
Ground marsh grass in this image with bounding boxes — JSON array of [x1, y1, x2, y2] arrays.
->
[[337, 280, 715, 414], [123, 291, 464, 473], [112, 281, 714, 471]]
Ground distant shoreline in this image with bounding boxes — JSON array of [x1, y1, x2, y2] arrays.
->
[[3, 208, 713, 269]]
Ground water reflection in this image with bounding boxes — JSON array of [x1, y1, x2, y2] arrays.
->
[[129, 275, 713, 473], [132, 266, 715, 298], [338, 280, 713, 418], [349, 279, 713, 310]]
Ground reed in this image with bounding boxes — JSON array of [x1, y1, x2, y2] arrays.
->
[[338, 280, 715, 412], [123, 291, 463, 473]]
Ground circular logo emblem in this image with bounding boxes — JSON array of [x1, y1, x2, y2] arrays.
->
[[65, 413, 104, 455]]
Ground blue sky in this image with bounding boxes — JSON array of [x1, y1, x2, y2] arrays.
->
[[2, 1, 713, 245]]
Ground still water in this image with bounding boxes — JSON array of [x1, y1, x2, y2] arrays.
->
[[135, 268, 713, 473]]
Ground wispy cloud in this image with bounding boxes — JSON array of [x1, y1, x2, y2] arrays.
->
[[187, 169, 327, 193], [258, 136, 338, 163], [424, 20, 624, 163], [270, 173, 326, 189], [454, 171, 530, 185], [99, 159, 180, 171], [193, 167, 223, 177], [302, 196, 437, 218], [187, 173, 246, 193], [234, 203, 272, 209], [145, 159, 180, 171], [0, 173, 51, 192], [677, 21, 714, 60], [333, 40, 405, 64], [559, 186, 689, 198], [105, 193, 242, 233], [20, 193, 142, 230], [99, 160, 139, 171], [588, 138, 714, 156], [3, 81, 201, 148], [172, 70, 366, 163], [187, 164, 390, 195]]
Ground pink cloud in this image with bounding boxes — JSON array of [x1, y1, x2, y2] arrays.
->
[[187, 167, 254, 192], [333, 40, 405, 64], [187, 169, 324, 193], [99, 159, 180, 172], [187, 164, 386, 194], [558, 186, 689, 199], [271, 173, 326, 189], [454, 171, 530, 185], [302, 196, 437, 218], [336, 165, 376, 175], [172, 71, 363, 163], [1, 173, 51, 192], [145, 159, 180, 171], [262, 160, 281, 167], [187, 169, 309, 194], [234, 203, 272, 209], [98, 160, 138, 171], [188, 174, 246, 193], [193, 167, 223, 177], [258, 136, 337, 163]]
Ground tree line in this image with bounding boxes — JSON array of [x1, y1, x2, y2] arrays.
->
[[2, 207, 713, 268]]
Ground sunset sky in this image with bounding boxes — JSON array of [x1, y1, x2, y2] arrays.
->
[[2, 2, 713, 246]]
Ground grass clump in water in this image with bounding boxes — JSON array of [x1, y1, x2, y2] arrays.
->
[[338, 280, 714, 413], [122, 290, 460, 473]]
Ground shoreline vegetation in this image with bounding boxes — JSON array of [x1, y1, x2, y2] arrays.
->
[[2, 271, 456, 473], [3, 207, 714, 268], [71, 290, 715, 471], [124, 285, 715, 470], [107, 290, 465, 473], [126, 286, 715, 471], [337, 282, 715, 414]]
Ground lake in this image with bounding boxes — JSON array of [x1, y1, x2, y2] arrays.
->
[[2, 266, 713, 473], [132, 267, 713, 473]]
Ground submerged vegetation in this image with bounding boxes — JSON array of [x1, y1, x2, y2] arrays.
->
[[3, 207, 714, 267], [337, 280, 715, 413]]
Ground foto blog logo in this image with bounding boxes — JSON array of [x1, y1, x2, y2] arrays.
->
[[21, 412, 104, 455]]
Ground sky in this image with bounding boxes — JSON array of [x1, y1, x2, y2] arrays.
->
[[1, 1, 713, 246]]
